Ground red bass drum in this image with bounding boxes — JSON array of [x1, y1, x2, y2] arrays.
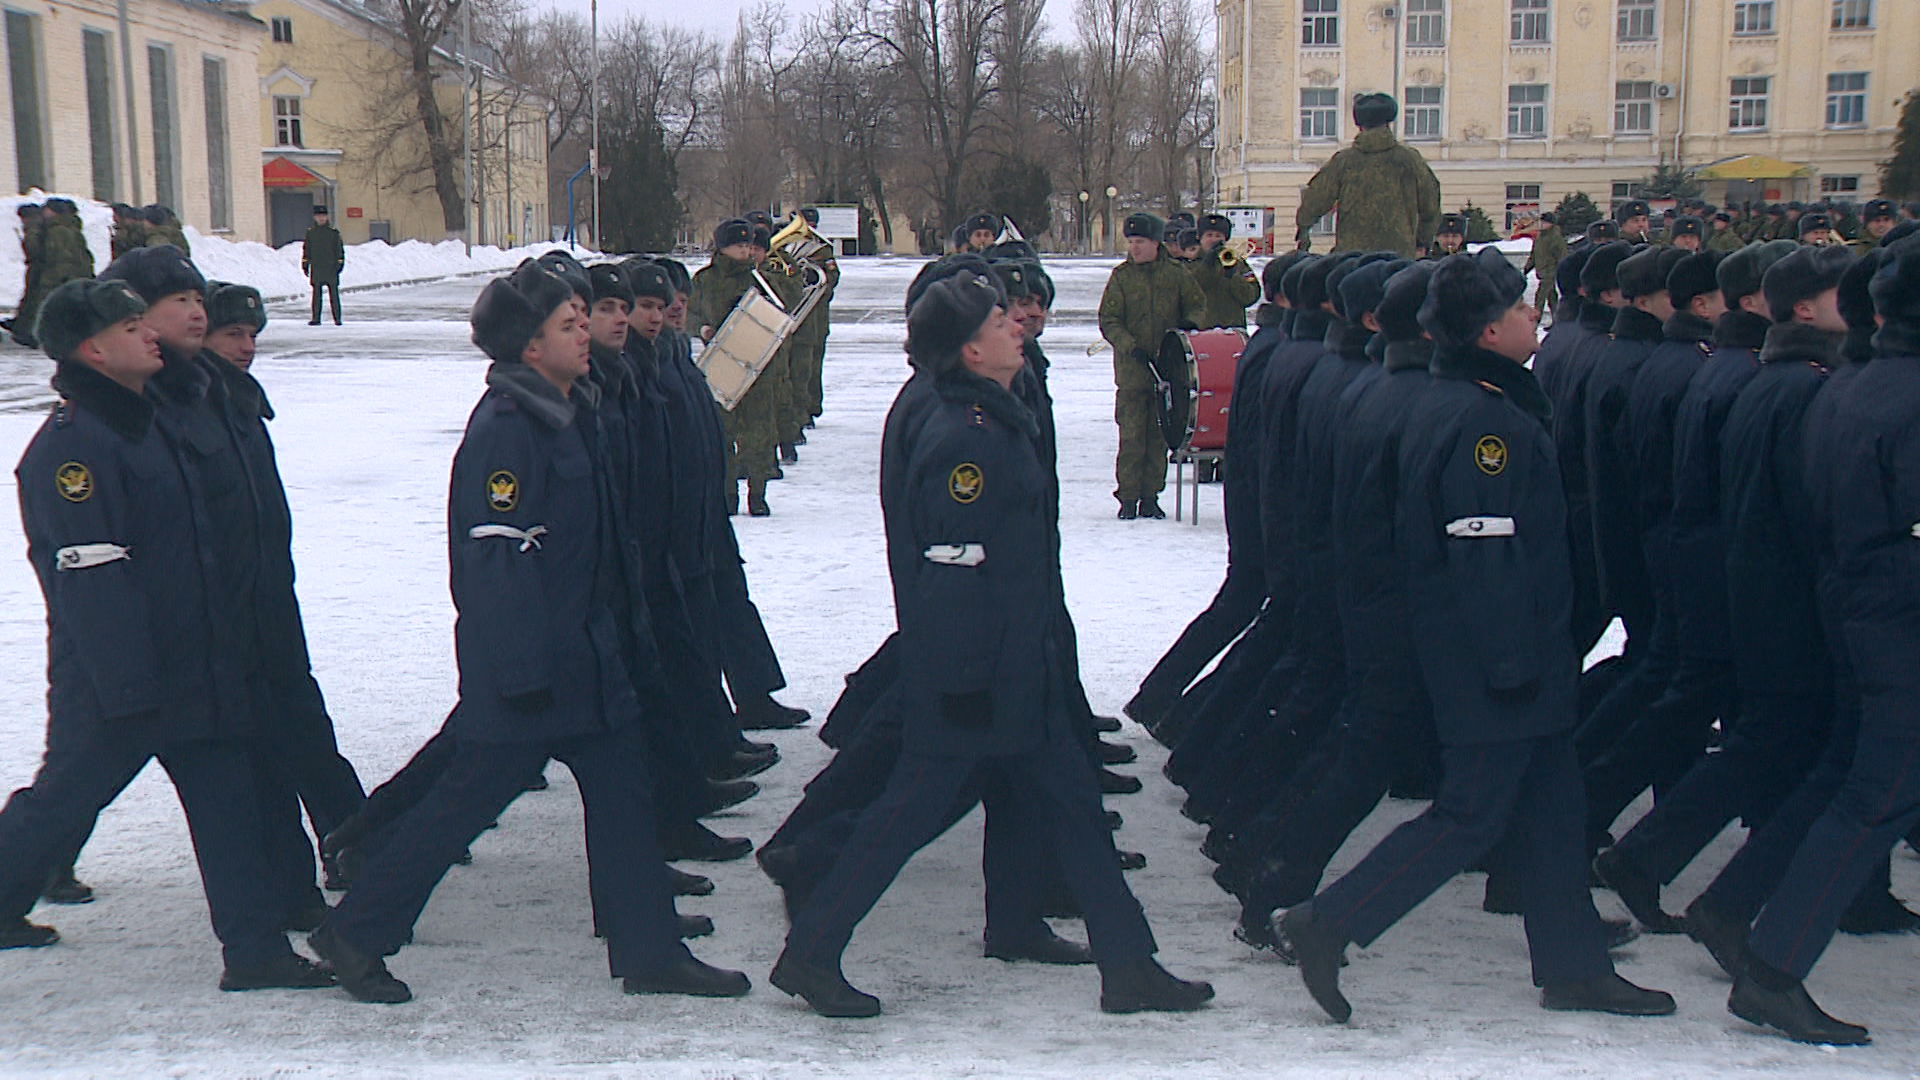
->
[[1152, 327, 1246, 454]]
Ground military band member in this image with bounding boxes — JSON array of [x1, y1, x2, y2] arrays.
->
[[1189, 213, 1261, 330], [1098, 212, 1206, 519], [691, 220, 783, 516], [1429, 213, 1467, 257]]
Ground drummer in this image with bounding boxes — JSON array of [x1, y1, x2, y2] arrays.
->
[[1097, 213, 1207, 521]]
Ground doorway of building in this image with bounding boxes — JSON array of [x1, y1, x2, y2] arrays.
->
[[271, 190, 315, 247]]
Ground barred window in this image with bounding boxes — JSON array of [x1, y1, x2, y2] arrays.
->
[[1512, 0, 1550, 42], [1830, 0, 1871, 29], [1508, 83, 1548, 138], [1302, 0, 1339, 46], [1614, 81, 1654, 133], [1300, 87, 1339, 140], [1406, 0, 1445, 46], [1617, 0, 1656, 41], [1729, 76, 1768, 130], [1404, 85, 1443, 140], [1826, 72, 1867, 127]]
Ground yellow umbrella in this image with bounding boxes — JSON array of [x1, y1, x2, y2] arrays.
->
[[1694, 154, 1816, 180]]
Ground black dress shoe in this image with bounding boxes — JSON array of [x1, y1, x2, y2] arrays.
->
[[985, 928, 1094, 965], [1684, 896, 1753, 980], [738, 737, 778, 754], [1541, 973, 1675, 1015], [285, 896, 332, 933], [661, 822, 754, 863], [1281, 904, 1351, 1023], [1138, 497, 1167, 520], [1234, 903, 1281, 952], [1481, 875, 1523, 915], [1181, 795, 1216, 824], [523, 771, 550, 792], [678, 913, 715, 939], [778, 443, 798, 463], [697, 778, 760, 816], [1096, 740, 1138, 765], [1836, 889, 1920, 935], [1098, 956, 1214, 1013], [737, 695, 811, 731], [1729, 973, 1870, 1045], [322, 854, 350, 892], [1594, 849, 1685, 933], [220, 953, 338, 991], [771, 951, 882, 1017], [1099, 769, 1143, 795], [668, 866, 715, 896], [1116, 849, 1147, 871], [307, 924, 412, 1004], [1123, 692, 1170, 731], [710, 748, 778, 781], [1092, 713, 1123, 734], [748, 497, 772, 517], [41, 866, 94, 905], [0, 918, 59, 949], [1604, 917, 1641, 950], [1117, 501, 1139, 520], [624, 954, 751, 998], [1104, 810, 1124, 831]]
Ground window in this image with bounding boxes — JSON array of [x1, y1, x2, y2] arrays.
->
[[1300, 87, 1339, 140], [1506, 183, 1542, 230], [270, 16, 293, 42], [83, 29, 116, 200], [1826, 72, 1867, 127], [1729, 75, 1769, 130], [1830, 0, 1870, 29], [1404, 85, 1443, 139], [1820, 176, 1860, 194], [274, 95, 303, 147], [1617, 0, 1656, 41], [1732, 0, 1772, 33], [1405, 0, 1444, 46], [202, 57, 229, 231], [1302, 0, 1338, 47], [6, 10, 47, 192], [1611, 181, 1645, 215], [1508, 83, 1548, 138], [1614, 81, 1654, 133], [1512, 0, 1550, 42], [147, 44, 178, 209]]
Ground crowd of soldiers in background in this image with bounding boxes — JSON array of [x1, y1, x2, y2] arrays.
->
[[4, 201, 190, 349]]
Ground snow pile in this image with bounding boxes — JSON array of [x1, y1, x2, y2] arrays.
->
[[1, 190, 586, 309]]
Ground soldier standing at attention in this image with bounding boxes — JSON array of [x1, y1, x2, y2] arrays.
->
[[303, 206, 344, 326], [1189, 213, 1261, 330], [1294, 93, 1441, 257], [1099, 212, 1205, 519]]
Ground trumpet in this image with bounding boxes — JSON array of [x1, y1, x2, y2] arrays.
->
[[1215, 244, 1242, 269]]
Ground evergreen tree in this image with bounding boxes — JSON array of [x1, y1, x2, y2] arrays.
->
[[1883, 90, 1920, 201], [1553, 191, 1603, 234], [1461, 203, 1499, 243], [1641, 164, 1703, 201], [598, 119, 683, 253]]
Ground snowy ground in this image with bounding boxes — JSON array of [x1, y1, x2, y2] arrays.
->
[[0, 258, 1916, 1078]]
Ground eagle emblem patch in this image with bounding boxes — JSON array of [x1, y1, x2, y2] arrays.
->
[[487, 470, 519, 512], [1474, 436, 1508, 477], [949, 463, 983, 504], [55, 462, 93, 503]]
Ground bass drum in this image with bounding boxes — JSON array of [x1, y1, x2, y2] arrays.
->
[[1152, 327, 1246, 453]]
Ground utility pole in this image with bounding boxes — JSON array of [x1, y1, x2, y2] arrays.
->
[[590, 0, 600, 252], [460, 0, 474, 253]]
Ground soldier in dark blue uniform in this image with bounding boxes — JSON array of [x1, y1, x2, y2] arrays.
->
[[1721, 239, 1920, 1046], [307, 264, 749, 1005], [0, 279, 332, 990], [1127, 252, 1309, 735], [769, 271, 1212, 1019], [1279, 248, 1675, 1024]]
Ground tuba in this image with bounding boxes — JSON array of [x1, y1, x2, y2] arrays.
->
[[767, 214, 830, 277]]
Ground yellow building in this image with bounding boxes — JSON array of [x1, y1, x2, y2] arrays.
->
[[1216, 0, 1919, 237], [251, 0, 547, 247], [3, 0, 266, 242]]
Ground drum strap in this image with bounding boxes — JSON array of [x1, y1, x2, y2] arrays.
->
[[751, 269, 788, 312]]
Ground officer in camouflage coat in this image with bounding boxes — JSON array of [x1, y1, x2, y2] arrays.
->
[[1294, 94, 1441, 258]]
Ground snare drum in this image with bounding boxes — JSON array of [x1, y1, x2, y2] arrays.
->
[[1153, 327, 1246, 453]]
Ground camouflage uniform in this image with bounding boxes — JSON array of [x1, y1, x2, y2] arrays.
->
[[146, 207, 191, 255], [10, 209, 46, 346], [1187, 248, 1261, 329], [691, 251, 784, 509], [1524, 224, 1568, 312], [17, 207, 94, 348], [783, 250, 838, 433], [110, 214, 149, 261], [1294, 126, 1442, 257], [1706, 226, 1745, 254], [761, 264, 805, 449], [1098, 252, 1206, 504]]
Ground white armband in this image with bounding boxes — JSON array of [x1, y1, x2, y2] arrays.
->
[[470, 524, 548, 552], [1911, 522, 1919, 539], [55, 543, 130, 571], [1445, 516, 1516, 538], [923, 543, 986, 567]]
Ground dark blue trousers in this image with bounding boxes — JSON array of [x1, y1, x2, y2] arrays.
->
[[706, 531, 786, 701], [1583, 656, 1736, 847], [0, 730, 292, 968], [1311, 732, 1614, 987], [1135, 561, 1266, 709], [784, 739, 1157, 967], [325, 730, 685, 978]]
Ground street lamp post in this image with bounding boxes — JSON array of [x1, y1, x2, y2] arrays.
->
[[1105, 185, 1119, 254], [590, 0, 600, 252], [1078, 190, 1090, 254]]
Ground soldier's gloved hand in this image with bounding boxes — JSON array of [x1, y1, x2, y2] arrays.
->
[[1131, 347, 1156, 369], [939, 692, 994, 730], [504, 688, 554, 714], [1487, 679, 1541, 706]]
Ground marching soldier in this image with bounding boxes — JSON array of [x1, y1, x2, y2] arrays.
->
[[10, 200, 93, 349], [1098, 212, 1205, 519], [1524, 212, 1566, 313], [1295, 94, 1441, 257], [1188, 213, 1260, 330], [303, 206, 345, 326]]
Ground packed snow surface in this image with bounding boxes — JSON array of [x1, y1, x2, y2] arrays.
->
[[0, 258, 1914, 1078]]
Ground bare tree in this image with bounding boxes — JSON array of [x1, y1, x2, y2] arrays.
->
[[859, 0, 1006, 231], [1139, 0, 1214, 214]]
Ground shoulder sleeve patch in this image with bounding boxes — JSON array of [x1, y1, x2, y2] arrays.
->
[[949, 463, 984, 504], [487, 470, 519, 512], [1474, 435, 1508, 476], [55, 462, 93, 503]]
